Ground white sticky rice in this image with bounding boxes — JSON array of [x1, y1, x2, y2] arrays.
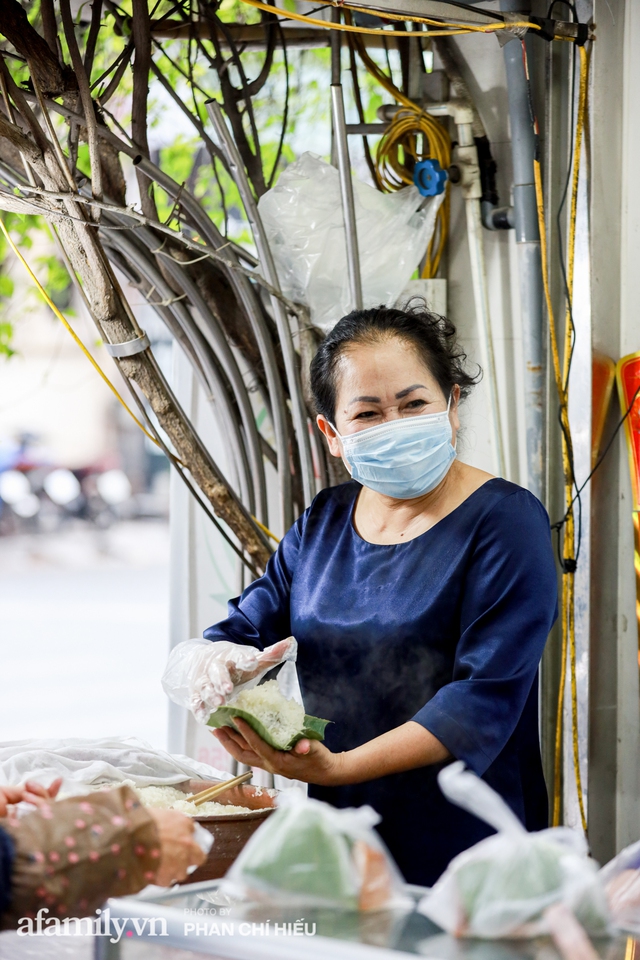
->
[[134, 784, 253, 817], [227, 679, 304, 748]]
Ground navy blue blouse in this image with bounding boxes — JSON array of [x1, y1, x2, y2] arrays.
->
[[204, 478, 558, 886], [0, 826, 14, 918]]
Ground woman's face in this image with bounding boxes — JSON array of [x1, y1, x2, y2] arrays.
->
[[316, 336, 460, 462]]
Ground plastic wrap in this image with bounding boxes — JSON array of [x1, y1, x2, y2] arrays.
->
[[223, 790, 411, 912], [417, 762, 610, 939], [258, 152, 443, 331], [599, 839, 640, 935], [161, 637, 297, 724]]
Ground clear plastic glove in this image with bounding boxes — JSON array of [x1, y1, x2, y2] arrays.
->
[[162, 637, 297, 723]]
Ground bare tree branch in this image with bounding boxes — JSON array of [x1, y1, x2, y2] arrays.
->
[[0, 0, 77, 97], [131, 0, 158, 221], [84, 0, 104, 79], [0, 120, 271, 568], [60, 0, 103, 206], [40, 0, 58, 56]]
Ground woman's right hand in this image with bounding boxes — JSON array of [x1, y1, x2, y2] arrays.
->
[[162, 636, 296, 723], [148, 809, 206, 885]]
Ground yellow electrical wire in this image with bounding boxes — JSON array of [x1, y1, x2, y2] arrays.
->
[[349, 30, 450, 277], [236, 0, 539, 38], [0, 219, 283, 549], [532, 45, 589, 833], [252, 515, 281, 543]]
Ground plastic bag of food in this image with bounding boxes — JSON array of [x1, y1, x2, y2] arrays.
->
[[207, 678, 330, 751], [223, 790, 410, 912], [258, 152, 443, 331], [162, 637, 297, 724], [599, 839, 640, 935], [417, 762, 611, 938]]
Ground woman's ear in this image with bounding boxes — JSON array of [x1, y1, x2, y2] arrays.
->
[[450, 385, 461, 435], [316, 415, 344, 459]]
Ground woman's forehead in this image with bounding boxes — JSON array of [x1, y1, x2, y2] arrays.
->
[[336, 338, 438, 393]]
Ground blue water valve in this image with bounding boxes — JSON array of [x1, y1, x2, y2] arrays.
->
[[413, 159, 448, 197]]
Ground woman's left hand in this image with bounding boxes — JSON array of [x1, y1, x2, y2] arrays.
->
[[211, 719, 345, 786]]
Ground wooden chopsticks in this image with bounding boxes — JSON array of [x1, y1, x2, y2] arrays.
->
[[190, 771, 253, 807]]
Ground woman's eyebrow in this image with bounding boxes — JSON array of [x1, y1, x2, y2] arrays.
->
[[349, 395, 381, 404], [395, 384, 426, 399]]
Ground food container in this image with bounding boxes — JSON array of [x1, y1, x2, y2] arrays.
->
[[176, 779, 277, 881]]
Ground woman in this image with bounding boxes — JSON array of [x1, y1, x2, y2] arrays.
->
[[170, 305, 558, 887], [0, 779, 204, 927]]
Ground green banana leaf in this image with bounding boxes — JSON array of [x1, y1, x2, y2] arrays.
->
[[207, 705, 330, 752]]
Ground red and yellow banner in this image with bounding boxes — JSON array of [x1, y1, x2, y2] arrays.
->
[[617, 352, 640, 512], [616, 352, 640, 637]]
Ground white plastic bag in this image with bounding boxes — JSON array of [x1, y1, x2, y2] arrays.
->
[[417, 762, 611, 939], [599, 839, 640, 935], [258, 152, 443, 331], [161, 637, 298, 724], [223, 790, 411, 912]]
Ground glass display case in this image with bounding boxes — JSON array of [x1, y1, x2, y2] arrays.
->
[[94, 880, 639, 960]]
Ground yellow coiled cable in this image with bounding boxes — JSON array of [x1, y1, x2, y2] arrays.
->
[[349, 30, 451, 278]]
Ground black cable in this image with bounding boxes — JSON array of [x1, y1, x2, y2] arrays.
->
[[347, 34, 378, 187], [553, 23, 585, 566], [522, 31, 586, 572], [547, 0, 578, 19], [267, 22, 289, 189]]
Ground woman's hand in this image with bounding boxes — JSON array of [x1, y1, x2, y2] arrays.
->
[[212, 719, 346, 786], [0, 779, 62, 817], [163, 637, 297, 723], [214, 719, 450, 786], [148, 809, 206, 886]]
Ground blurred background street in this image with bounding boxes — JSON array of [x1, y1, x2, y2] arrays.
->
[[0, 520, 170, 750]]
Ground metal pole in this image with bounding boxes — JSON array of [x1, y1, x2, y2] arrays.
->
[[331, 84, 363, 311], [330, 8, 341, 166], [500, 0, 544, 501]]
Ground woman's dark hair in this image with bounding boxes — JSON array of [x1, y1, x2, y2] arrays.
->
[[309, 301, 481, 422]]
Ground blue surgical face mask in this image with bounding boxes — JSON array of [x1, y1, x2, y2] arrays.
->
[[331, 395, 456, 500]]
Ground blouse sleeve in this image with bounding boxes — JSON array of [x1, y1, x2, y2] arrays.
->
[[0, 827, 14, 918], [412, 489, 558, 776], [203, 511, 306, 650], [0, 786, 160, 929]]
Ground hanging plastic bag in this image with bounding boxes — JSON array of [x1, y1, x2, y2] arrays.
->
[[258, 152, 443, 331], [222, 790, 411, 912], [417, 762, 611, 939], [162, 637, 298, 724], [599, 839, 640, 935]]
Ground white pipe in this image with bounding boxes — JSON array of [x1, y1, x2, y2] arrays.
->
[[456, 115, 506, 478]]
